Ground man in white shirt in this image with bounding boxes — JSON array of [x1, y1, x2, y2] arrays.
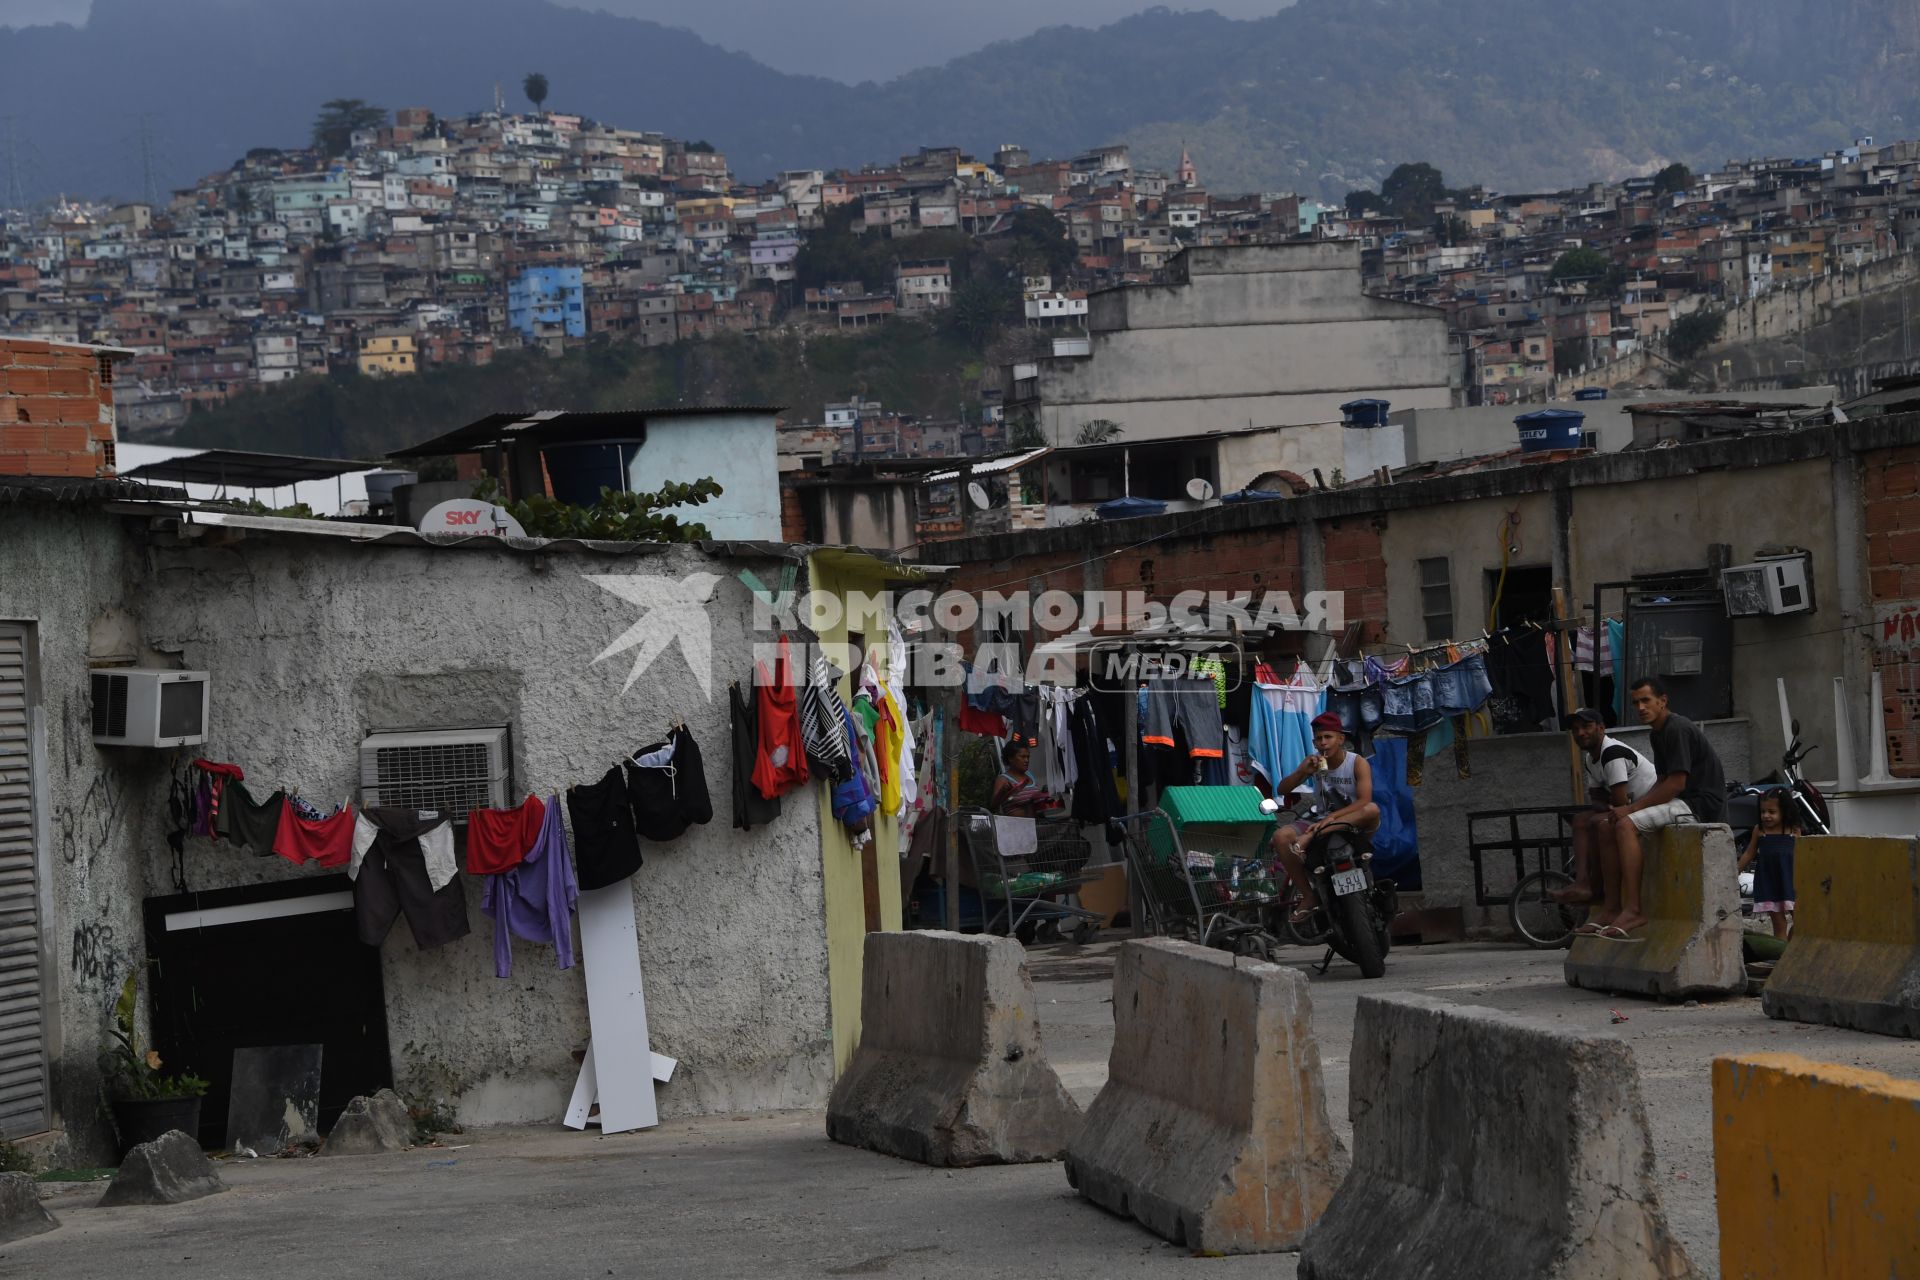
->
[[1550, 708, 1656, 909]]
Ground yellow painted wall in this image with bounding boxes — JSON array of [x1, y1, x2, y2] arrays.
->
[[1713, 1052, 1920, 1278], [806, 551, 909, 1073]]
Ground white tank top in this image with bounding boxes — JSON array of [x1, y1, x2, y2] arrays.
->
[[1314, 751, 1359, 813]]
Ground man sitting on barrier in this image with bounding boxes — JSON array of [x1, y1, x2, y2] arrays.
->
[[1550, 708, 1656, 907], [1268, 712, 1380, 925], [1582, 677, 1727, 939]]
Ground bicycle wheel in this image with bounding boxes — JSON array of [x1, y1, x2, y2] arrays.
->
[[1510, 870, 1580, 949]]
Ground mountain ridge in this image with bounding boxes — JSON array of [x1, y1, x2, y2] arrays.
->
[[2, 0, 1919, 202]]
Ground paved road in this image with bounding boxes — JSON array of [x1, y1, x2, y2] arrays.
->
[[8, 937, 1915, 1279]]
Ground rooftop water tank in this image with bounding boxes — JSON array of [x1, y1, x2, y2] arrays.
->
[[1572, 387, 1609, 402], [362, 469, 418, 510], [1340, 398, 1390, 428], [1514, 408, 1585, 453]]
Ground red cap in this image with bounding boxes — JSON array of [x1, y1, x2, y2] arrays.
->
[[1311, 711, 1344, 735]]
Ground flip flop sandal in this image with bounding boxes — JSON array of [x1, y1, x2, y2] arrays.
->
[[1593, 925, 1644, 942], [1572, 921, 1606, 936]]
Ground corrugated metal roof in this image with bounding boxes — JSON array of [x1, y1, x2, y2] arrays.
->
[[926, 447, 1051, 483], [390, 406, 787, 459]]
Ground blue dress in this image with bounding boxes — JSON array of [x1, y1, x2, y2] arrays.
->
[[1751, 833, 1796, 909]]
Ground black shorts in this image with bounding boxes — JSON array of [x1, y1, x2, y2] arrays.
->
[[354, 810, 470, 951], [568, 766, 643, 891]]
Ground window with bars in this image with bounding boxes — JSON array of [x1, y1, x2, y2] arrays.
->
[[1419, 557, 1453, 641]]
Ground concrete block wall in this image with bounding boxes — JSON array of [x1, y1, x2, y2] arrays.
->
[[0, 339, 118, 479]]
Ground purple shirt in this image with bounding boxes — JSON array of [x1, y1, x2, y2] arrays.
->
[[481, 792, 579, 978]]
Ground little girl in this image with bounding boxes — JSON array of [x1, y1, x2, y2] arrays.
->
[[1738, 789, 1797, 939]]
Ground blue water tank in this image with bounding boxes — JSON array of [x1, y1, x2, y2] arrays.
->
[[1573, 387, 1609, 402], [1340, 398, 1391, 428], [1514, 408, 1585, 453]]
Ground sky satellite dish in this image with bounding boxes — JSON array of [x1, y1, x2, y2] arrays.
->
[[1186, 478, 1216, 501], [967, 481, 992, 510]]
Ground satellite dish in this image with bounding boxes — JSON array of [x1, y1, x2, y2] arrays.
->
[[967, 481, 991, 510], [1186, 478, 1216, 501]]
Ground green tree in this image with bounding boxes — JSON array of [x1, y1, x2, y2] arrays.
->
[[1667, 309, 1727, 362], [311, 99, 387, 156], [1380, 162, 1449, 219], [1005, 205, 1077, 280], [523, 72, 550, 112], [1344, 189, 1384, 217], [1651, 162, 1694, 197], [946, 272, 1019, 349], [1549, 247, 1613, 285], [476, 475, 721, 542], [1007, 412, 1045, 448], [1074, 418, 1124, 444]]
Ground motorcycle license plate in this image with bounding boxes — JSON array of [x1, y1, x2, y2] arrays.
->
[[1331, 868, 1367, 897]]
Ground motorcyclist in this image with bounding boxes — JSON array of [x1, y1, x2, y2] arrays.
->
[[1267, 711, 1380, 925]]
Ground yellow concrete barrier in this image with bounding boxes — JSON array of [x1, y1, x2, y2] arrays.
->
[[1713, 1053, 1920, 1278], [1565, 824, 1745, 1000], [1760, 836, 1920, 1037]]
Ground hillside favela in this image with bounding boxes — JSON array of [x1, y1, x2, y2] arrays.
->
[[6, 2, 1920, 1277]]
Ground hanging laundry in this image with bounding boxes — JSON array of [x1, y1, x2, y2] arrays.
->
[[1142, 676, 1224, 762], [751, 638, 810, 800], [801, 649, 854, 783], [1382, 671, 1440, 733], [1034, 685, 1079, 796], [286, 794, 342, 822], [352, 807, 457, 889], [884, 686, 915, 813], [1367, 739, 1421, 889], [831, 704, 878, 831], [1190, 653, 1228, 708], [1607, 619, 1627, 721], [482, 795, 579, 979], [956, 703, 1008, 738], [217, 781, 285, 856], [1067, 696, 1121, 824], [1247, 662, 1321, 793], [1431, 651, 1493, 716], [567, 766, 643, 891], [730, 682, 782, 831], [189, 760, 246, 838], [351, 806, 470, 951], [274, 800, 356, 869], [873, 693, 903, 816], [1573, 625, 1615, 673], [625, 726, 713, 842], [466, 794, 545, 875]]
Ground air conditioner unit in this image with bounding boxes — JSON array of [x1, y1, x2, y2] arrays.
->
[[91, 669, 209, 747], [359, 726, 511, 818], [1721, 555, 1814, 617]]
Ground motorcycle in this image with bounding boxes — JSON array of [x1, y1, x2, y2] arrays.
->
[[1260, 799, 1395, 979]]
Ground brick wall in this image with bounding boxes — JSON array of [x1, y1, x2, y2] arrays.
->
[[1863, 442, 1920, 775], [0, 338, 118, 479]]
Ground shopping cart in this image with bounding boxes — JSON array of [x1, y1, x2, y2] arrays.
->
[[955, 808, 1105, 945], [1116, 786, 1282, 958]]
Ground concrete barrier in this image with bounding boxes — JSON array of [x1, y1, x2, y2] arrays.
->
[[825, 930, 1081, 1166], [1564, 823, 1744, 1000], [1063, 939, 1346, 1255], [1298, 994, 1697, 1280], [1760, 836, 1920, 1037], [1713, 1053, 1920, 1277]]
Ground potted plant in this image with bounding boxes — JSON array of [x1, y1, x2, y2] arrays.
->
[[100, 971, 208, 1153]]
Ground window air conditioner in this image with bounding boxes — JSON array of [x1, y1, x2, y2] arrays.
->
[[359, 726, 511, 818], [1721, 555, 1814, 617], [91, 669, 209, 747]]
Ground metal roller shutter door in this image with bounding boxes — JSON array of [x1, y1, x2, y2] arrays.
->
[[0, 627, 48, 1139]]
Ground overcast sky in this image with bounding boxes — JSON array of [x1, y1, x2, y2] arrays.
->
[[1, 2, 1295, 83]]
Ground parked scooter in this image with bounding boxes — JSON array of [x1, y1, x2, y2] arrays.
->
[[1260, 799, 1395, 978]]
